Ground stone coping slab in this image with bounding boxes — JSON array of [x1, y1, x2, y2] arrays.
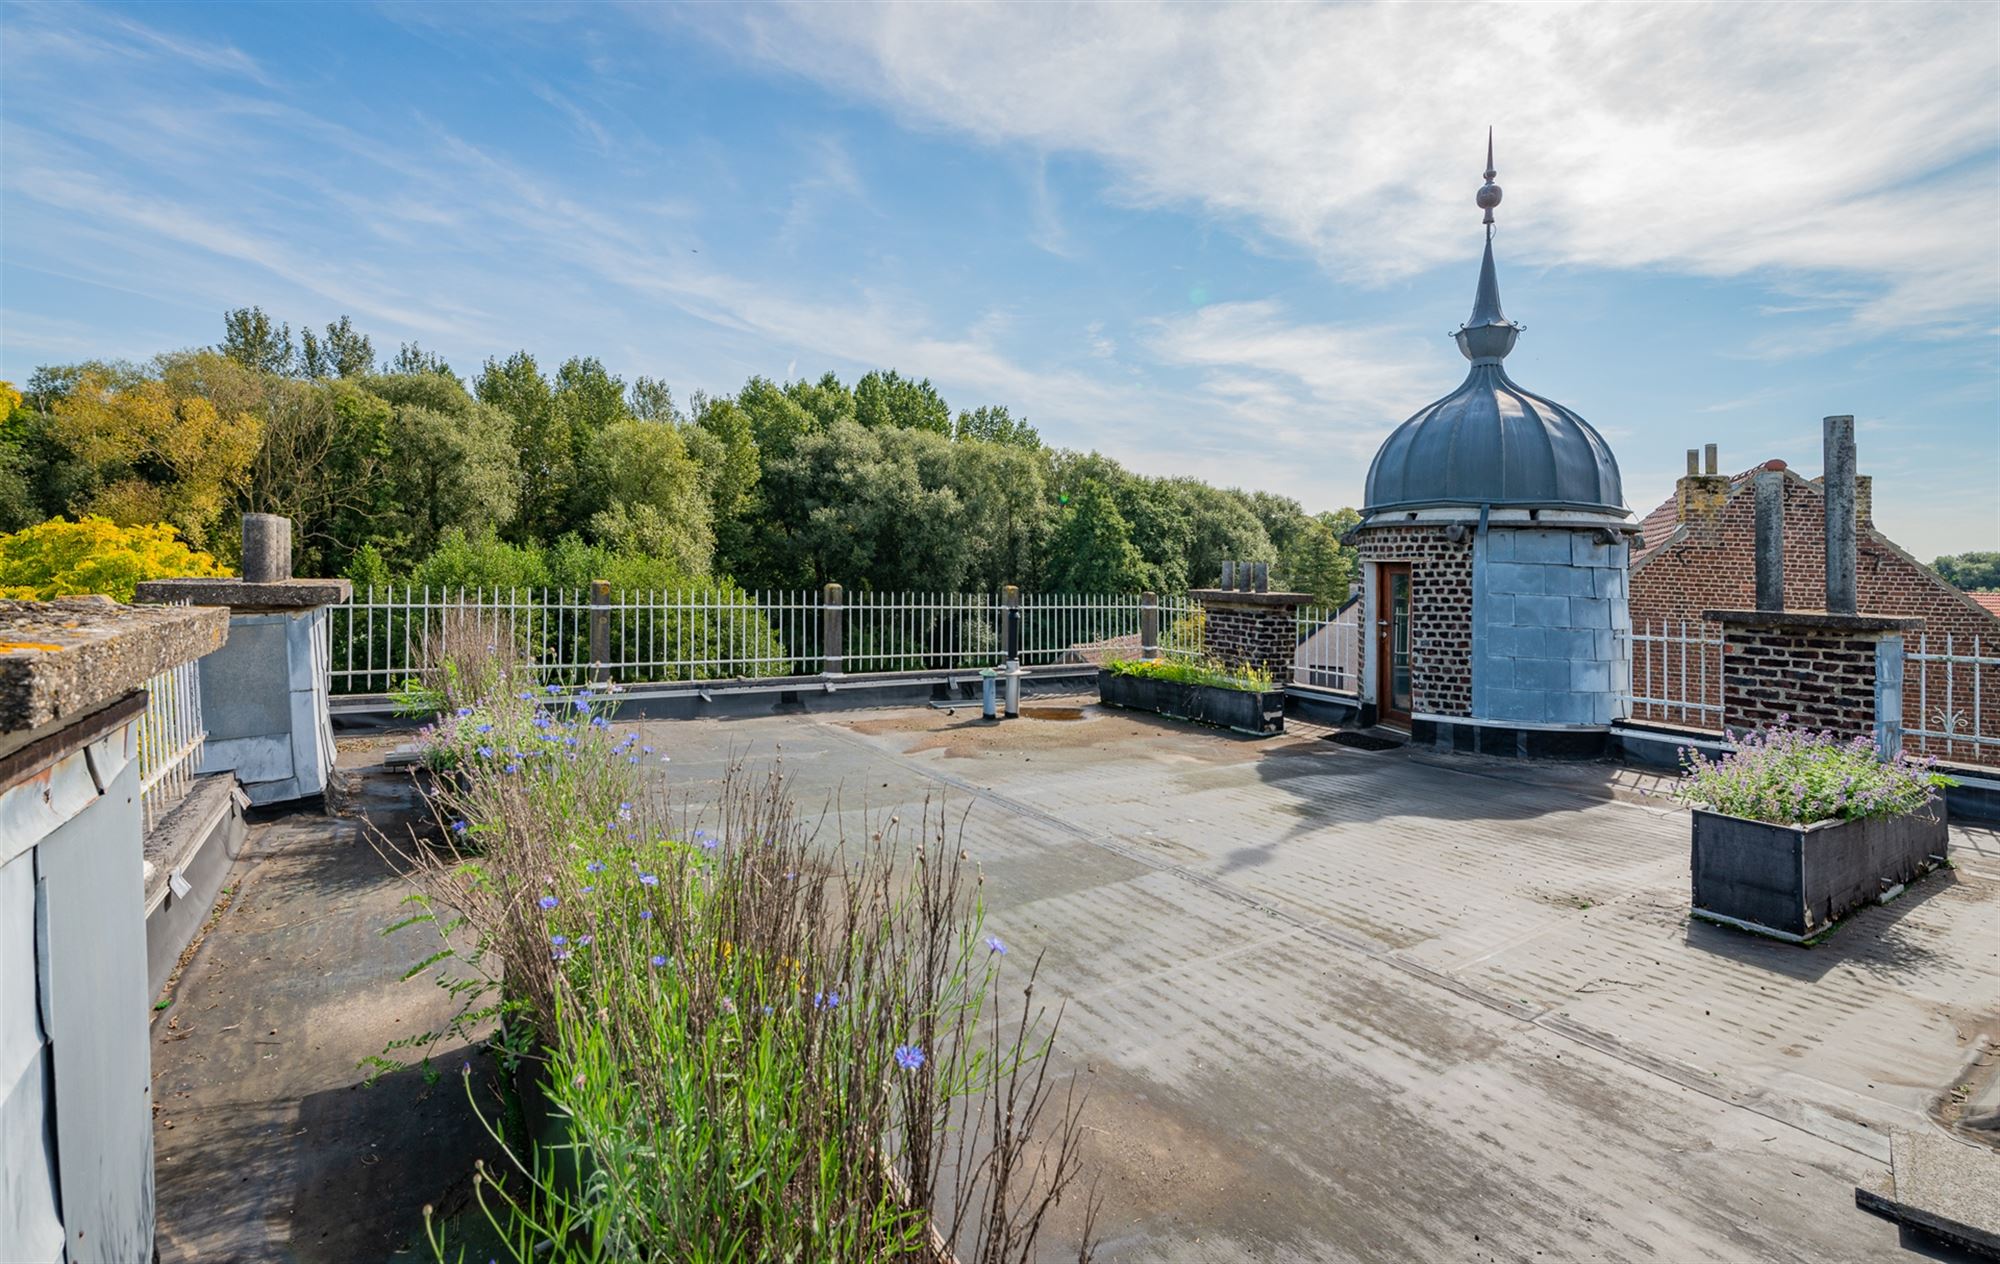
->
[[1704, 607, 1924, 633], [1, 598, 229, 734], [1189, 588, 1313, 608], [1854, 1130, 2000, 1259], [134, 576, 352, 610]]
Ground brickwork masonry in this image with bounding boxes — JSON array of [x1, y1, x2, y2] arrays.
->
[[1354, 525, 1474, 718], [1200, 599, 1305, 685], [1720, 627, 1884, 739], [1632, 466, 1999, 758]]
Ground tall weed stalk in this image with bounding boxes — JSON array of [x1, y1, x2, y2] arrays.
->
[[388, 649, 1097, 1262]]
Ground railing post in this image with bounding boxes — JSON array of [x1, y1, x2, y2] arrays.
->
[[1003, 585, 1021, 664], [1140, 591, 1159, 659], [822, 583, 844, 676], [589, 579, 611, 684]]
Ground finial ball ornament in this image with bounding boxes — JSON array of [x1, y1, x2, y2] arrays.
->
[[1476, 182, 1503, 211]]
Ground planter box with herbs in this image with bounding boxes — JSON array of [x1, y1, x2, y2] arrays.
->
[[1097, 659, 1285, 736], [1677, 721, 1953, 942]]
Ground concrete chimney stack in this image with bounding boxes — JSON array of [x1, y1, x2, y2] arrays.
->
[[1823, 416, 1857, 616], [1754, 466, 1785, 613]]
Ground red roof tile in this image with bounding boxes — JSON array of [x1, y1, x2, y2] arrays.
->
[[1969, 592, 2000, 619]]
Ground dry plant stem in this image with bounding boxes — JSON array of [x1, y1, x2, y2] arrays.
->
[[381, 637, 1097, 1262]]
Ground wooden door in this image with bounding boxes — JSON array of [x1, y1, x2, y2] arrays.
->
[[1375, 564, 1413, 725]]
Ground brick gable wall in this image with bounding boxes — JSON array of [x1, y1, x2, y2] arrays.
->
[[1630, 471, 2000, 764]]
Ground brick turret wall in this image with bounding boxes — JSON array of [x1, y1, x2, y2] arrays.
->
[[1354, 525, 1474, 717], [1631, 466, 1999, 762]]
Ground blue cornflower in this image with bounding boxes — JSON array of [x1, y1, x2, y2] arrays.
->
[[451, 820, 468, 834], [986, 936, 1007, 955], [587, 861, 605, 873], [639, 873, 658, 887], [578, 934, 593, 947], [650, 955, 667, 968], [550, 934, 568, 947], [642, 746, 654, 755], [538, 895, 559, 910], [580, 885, 594, 894], [591, 716, 609, 729], [504, 762, 521, 774], [894, 1045, 925, 1071], [696, 831, 719, 852], [639, 909, 654, 920], [455, 707, 473, 718], [546, 684, 560, 695], [551, 947, 571, 962], [477, 745, 494, 759], [476, 723, 492, 734], [813, 990, 840, 1010]]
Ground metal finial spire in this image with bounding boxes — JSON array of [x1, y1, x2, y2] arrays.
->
[[1457, 129, 1519, 363], [1476, 126, 1502, 227]]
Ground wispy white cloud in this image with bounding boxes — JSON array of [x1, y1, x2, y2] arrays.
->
[[1146, 300, 1450, 464], [1025, 156, 1074, 259], [696, 1, 2000, 336], [776, 134, 866, 251]]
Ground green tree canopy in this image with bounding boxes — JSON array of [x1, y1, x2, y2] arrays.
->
[[1933, 551, 2000, 592], [955, 404, 1040, 449], [219, 306, 294, 376], [854, 369, 949, 435], [1044, 478, 1146, 593]]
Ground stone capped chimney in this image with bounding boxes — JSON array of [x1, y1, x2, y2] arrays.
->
[[1674, 443, 1731, 538]]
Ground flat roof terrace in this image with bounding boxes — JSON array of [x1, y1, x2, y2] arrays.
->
[[634, 700, 1997, 1260], [153, 696, 1998, 1261]]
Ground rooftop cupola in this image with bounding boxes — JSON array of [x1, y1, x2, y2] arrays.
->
[[1362, 133, 1626, 519]]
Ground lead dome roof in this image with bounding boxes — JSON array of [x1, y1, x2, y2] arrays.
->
[[1361, 139, 1626, 519]]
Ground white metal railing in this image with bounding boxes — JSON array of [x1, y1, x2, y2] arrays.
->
[[1292, 604, 1360, 693], [1910, 632, 1999, 767], [845, 590, 999, 672], [1016, 593, 1201, 666], [1628, 618, 1725, 729], [326, 586, 1219, 693], [137, 659, 205, 834]]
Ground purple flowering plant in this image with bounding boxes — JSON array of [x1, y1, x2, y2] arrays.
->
[[1675, 717, 1953, 826], [391, 640, 1095, 1261]]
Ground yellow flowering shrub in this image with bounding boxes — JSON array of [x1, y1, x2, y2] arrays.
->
[[0, 516, 227, 602]]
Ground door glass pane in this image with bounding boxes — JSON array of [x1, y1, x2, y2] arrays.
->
[[1390, 573, 1411, 712]]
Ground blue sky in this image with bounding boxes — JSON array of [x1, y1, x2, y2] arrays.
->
[[2, 2, 1995, 560]]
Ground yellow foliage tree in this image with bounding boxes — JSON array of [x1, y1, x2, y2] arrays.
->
[[50, 360, 263, 550], [0, 516, 226, 602]]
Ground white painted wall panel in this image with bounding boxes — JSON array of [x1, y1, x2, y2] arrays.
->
[[0, 849, 62, 1263]]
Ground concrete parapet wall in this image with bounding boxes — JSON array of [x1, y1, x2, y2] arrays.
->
[[196, 608, 336, 804]]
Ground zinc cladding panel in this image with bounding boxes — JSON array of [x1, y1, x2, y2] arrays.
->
[[0, 849, 64, 1262]]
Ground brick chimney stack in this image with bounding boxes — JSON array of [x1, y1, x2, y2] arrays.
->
[[1675, 442, 1731, 538]]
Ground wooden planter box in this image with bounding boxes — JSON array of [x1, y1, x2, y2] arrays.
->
[[1097, 668, 1285, 736], [1690, 799, 1949, 942]]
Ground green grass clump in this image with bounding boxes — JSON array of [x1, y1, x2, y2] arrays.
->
[[1107, 654, 1274, 693]]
